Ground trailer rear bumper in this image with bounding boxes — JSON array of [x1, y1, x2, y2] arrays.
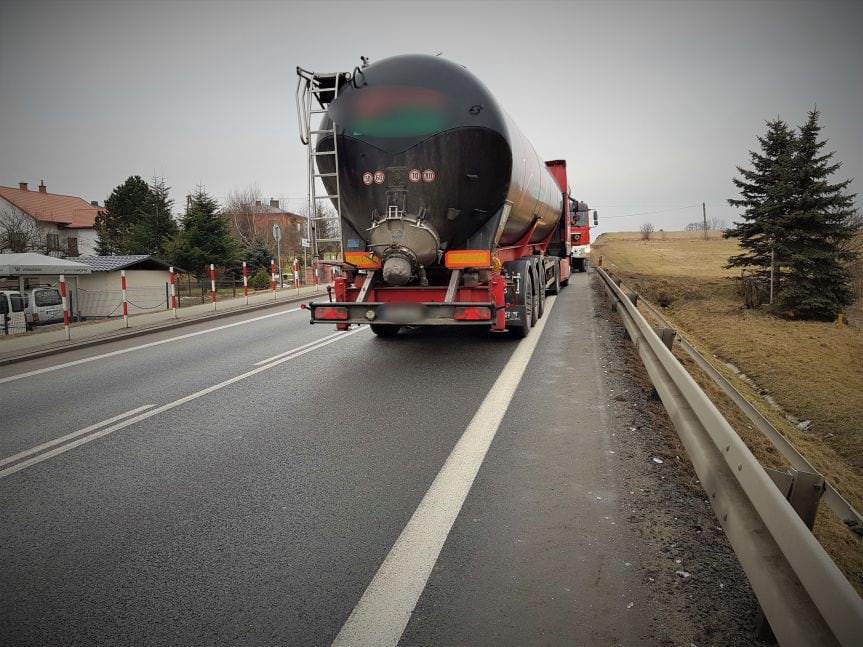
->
[[307, 301, 498, 326]]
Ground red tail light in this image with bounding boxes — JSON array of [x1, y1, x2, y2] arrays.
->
[[316, 306, 348, 320], [453, 306, 492, 321]]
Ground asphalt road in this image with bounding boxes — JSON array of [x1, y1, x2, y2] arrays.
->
[[0, 273, 663, 646]]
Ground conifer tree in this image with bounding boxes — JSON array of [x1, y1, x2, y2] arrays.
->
[[778, 109, 858, 319], [725, 119, 797, 289], [127, 177, 178, 257], [96, 175, 152, 254], [166, 187, 239, 274]]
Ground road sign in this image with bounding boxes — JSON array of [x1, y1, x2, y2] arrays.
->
[[301, 238, 311, 248], [272, 223, 282, 242]]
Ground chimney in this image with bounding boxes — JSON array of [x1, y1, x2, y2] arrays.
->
[[39, 180, 47, 193], [18, 182, 28, 191], [255, 200, 261, 207], [90, 200, 99, 207], [270, 198, 279, 208]]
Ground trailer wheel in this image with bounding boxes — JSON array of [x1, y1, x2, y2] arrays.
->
[[370, 324, 400, 337], [526, 256, 545, 319], [510, 272, 533, 338], [547, 261, 561, 295]]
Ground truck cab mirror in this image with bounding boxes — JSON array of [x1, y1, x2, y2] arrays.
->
[[593, 210, 599, 226]]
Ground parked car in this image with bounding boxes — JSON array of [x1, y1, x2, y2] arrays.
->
[[25, 286, 64, 326], [0, 290, 28, 334]]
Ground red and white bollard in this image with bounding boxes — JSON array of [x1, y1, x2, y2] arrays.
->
[[169, 266, 178, 318], [120, 269, 129, 328], [59, 274, 71, 340], [271, 259, 277, 300], [210, 263, 217, 310], [242, 261, 249, 305], [293, 258, 301, 292]]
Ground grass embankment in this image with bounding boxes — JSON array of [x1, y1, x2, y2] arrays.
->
[[593, 231, 863, 590]]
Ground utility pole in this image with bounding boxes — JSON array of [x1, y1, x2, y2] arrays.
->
[[702, 201, 708, 240], [770, 247, 775, 305]]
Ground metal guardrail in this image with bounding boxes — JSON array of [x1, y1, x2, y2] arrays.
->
[[635, 296, 863, 539], [596, 266, 863, 647]]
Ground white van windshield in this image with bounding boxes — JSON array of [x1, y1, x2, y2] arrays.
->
[[34, 289, 62, 307]]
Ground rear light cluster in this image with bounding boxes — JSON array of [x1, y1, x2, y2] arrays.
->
[[453, 306, 491, 321], [315, 306, 348, 320]]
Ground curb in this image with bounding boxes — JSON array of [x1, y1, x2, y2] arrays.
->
[[0, 290, 325, 367]]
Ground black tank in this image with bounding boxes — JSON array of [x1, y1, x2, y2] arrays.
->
[[315, 54, 562, 277]]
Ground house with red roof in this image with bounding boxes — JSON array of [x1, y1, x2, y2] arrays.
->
[[0, 181, 102, 257]]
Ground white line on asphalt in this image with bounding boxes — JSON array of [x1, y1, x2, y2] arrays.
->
[[0, 327, 368, 480], [0, 404, 156, 468], [331, 296, 557, 647], [0, 307, 304, 385], [254, 330, 347, 365]]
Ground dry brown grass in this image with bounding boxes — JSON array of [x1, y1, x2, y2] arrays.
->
[[596, 230, 863, 592]]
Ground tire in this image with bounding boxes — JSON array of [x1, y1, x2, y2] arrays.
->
[[510, 272, 533, 338], [370, 324, 400, 337], [528, 257, 545, 319], [547, 261, 561, 295]]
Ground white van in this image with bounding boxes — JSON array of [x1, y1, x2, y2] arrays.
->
[[26, 286, 65, 326], [0, 290, 28, 335]]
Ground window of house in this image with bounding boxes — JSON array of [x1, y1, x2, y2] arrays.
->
[[67, 237, 79, 256], [46, 233, 60, 251]]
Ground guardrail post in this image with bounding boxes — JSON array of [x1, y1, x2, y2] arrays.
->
[[759, 468, 827, 642], [659, 327, 676, 350], [627, 291, 638, 306]]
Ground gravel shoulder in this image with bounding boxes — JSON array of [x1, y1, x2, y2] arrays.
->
[[591, 272, 761, 646]]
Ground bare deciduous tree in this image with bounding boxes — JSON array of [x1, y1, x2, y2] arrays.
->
[[0, 208, 46, 253], [640, 222, 655, 240], [223, 185, 263, 247]]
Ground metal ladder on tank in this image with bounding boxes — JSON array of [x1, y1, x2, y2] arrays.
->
[[296, 68, 345, 261]]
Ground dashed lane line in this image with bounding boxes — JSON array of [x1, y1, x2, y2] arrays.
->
[[0, 327, 366, 479], [0, 306, 304, 385]]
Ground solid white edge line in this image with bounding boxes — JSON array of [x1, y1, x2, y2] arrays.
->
[[0, 326, 368, 480], [254, 330, 347, 365], [331, 296, 557, 647], [0, 306, 305, 385], [0, 404, 156, 468]]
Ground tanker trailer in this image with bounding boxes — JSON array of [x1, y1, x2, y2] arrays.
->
[[296, 54, 581, 337]]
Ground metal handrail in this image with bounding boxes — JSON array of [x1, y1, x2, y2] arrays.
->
[[597, 266, 863, 647]]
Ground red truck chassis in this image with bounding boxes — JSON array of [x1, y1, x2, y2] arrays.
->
[[306, 160, 579, 337]]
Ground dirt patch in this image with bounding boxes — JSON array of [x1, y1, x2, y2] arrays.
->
[[592, 275, 761, 646]]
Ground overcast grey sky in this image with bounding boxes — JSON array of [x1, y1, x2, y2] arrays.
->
[[1, 0, 860, 234]]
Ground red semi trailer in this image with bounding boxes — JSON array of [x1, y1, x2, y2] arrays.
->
[[297, 55, 595, 337], [308, 159, 584, 338]]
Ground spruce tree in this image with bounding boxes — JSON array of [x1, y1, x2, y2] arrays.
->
[[127, 177, 178, 257], [725, 119, 797, 290], [778, 109, 858, 319], [166, 187, 239, 275], [96, 175, 152, 254]]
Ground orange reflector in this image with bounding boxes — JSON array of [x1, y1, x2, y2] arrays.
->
[[444, 249, 492, 269], [453, 306, 492, 321], [344, 251, 381, 269], [316, 306, 348, 320]]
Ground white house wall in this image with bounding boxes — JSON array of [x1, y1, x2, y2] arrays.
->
[[75, 269, 171, 318]]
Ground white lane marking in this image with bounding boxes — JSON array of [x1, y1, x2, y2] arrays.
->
[[0, 326, 368, 480], [0, 404, 156, 468], [254, 330, 347, 365], [0, 307, 304, 385], [332, 296, 557, 647]]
